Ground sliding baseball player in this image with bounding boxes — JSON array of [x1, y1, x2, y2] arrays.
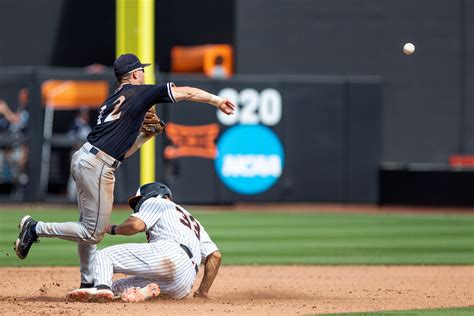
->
[[66, 182, 222, 302]]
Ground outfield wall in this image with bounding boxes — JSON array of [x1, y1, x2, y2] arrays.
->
[[2, 69, 474, 206], [0, 68, 381, 204]]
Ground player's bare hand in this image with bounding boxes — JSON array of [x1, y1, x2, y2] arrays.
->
[[193, 291, 209, 299], [217, 99, 235, 115]]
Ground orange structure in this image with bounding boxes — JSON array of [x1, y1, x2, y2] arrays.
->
[[42, 80, 109, 109], [171, 44, 232, 77], [449, 155, 474, 168]]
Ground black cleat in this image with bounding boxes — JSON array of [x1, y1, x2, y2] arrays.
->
[[79, 283, 95, 289], [14, 215, 39, 259]]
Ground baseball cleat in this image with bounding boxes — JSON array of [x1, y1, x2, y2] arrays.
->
[[14, 215, 39, 259], [66, 288, 114, 303], [121, 283, 160, 302], [79, 282, 95, 289]]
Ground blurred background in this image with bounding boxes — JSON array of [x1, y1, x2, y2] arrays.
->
[[0, 0, 473, 207]]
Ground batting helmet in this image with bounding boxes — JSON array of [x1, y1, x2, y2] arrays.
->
[[128, 182, 173, 213]]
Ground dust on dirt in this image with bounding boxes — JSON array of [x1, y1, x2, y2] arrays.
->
[[0, 265, 472, 315]]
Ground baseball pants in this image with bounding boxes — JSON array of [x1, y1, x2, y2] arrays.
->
[[35, 142, 118, 284], [94, 240, 198, 299]]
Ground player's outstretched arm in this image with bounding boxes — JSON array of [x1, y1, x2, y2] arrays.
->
[[193, 250, 222, 299], [171, 86, 235, 115], [106, 216, 146, 236]]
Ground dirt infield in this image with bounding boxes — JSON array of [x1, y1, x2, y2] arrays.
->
[[0, 266, 472, 315]]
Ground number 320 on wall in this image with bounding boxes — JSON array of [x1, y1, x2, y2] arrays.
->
[[217, 88, 282, 126]]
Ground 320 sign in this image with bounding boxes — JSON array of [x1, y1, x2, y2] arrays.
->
[[216, 88, 282, 126]]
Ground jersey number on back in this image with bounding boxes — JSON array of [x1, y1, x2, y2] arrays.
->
[[97, 96, 126, 125], [176, 207, 201, 240]]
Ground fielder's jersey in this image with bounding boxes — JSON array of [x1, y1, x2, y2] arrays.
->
[[131, 197, 218, 264], [87, 83, 176, 161]]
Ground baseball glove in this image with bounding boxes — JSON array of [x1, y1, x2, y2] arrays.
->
[[140, 110, 166, 136]]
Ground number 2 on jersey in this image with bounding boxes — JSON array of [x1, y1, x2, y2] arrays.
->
[[97, 96, 125, 125], [176, 207, 201, 240]]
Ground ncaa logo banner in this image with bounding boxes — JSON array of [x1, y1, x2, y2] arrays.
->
[[214, 88, 284, 195], [214, 88, 285, 195], [215, 125, 284, 195]]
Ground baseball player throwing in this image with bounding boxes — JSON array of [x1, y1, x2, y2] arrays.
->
[[14, 54, 234, 290], [66, 182, 222, 302]]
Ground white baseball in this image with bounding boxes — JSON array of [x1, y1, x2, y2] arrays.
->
[[403, 43, 415, 55]]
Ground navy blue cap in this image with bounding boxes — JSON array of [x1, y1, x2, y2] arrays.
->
[[113, 54, 151, 77]]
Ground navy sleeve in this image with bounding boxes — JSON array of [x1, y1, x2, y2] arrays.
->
[[140, 82, 176, 105]]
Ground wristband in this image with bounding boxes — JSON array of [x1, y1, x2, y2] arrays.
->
[[110, 225, 117, 235]]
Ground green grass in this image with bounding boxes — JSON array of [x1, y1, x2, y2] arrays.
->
[[321, 306, 474, 315], [0, 208, 473, 266]]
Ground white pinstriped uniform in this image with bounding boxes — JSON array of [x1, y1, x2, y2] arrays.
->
[[93, 197, 218, 299]]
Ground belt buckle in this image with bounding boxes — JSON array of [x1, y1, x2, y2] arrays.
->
[[90, 147, 99, 155], [90, 146, 118, 168]]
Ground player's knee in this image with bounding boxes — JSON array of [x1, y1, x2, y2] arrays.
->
[[89, 231, 106, 244]]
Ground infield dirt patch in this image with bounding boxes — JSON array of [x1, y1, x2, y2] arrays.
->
[[0, 265, 472, 315]]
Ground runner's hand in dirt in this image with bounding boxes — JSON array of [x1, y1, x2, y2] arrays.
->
[[193, 291, 209, 299]]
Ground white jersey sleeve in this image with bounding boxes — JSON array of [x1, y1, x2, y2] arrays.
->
[[199, 227, 219, 260], [131, 198, 165, 229]]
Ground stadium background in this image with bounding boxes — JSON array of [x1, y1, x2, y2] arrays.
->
[[0, 0, 473, 315]]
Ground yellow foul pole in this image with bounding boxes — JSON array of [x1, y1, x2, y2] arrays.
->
[[117, 0, 155, 184]]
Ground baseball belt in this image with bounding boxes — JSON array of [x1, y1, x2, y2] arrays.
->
[[180, 244, 199, 274], [83, 142, 120, 169]]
